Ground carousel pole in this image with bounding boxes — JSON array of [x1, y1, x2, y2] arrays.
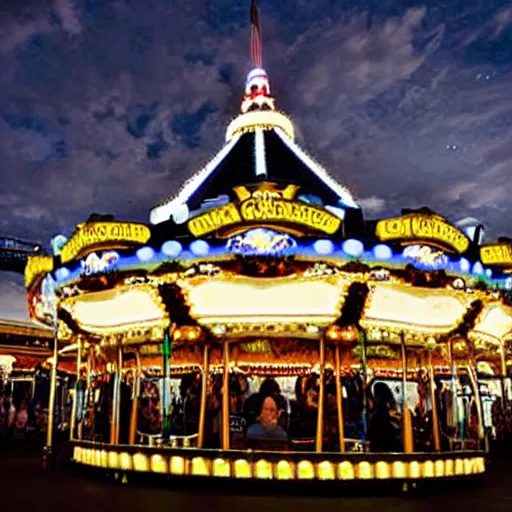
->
[[197, 342, 210, 448], [87, 346, 95, 437], [128, 348, 141, 445], [69, 336, 82, 441], [115, 342, 123, 444], [315, 333, 326, 452], [42, 307, 59, 472], [359, 330, 369, 442], [427, 350, 441, 452], [222, 341, 230, 450], [400, 333, 414, 453], [162, 326, 173, 440], [448, 339, 461, 440], [500, 341, 508, 408], [334, 342, 346, 452], [466, 363, 485, 444]]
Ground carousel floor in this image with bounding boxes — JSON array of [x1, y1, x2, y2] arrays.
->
[[0, 442, 511, 512]]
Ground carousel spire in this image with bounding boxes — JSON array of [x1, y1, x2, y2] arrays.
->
[[250, 0, 263, 69], [241, 1, 276, 113]]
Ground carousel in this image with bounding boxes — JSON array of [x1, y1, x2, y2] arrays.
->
[[23, 1, 512, 485]]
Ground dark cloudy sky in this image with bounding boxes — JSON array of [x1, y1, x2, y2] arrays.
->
[[1, 0, 512, 321]]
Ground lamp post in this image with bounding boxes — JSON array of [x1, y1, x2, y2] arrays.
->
[[69, 337, 82, 441], [42, 306, 59, 473]]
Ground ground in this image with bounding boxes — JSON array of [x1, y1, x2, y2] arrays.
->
[[1, 443, 511, 512]]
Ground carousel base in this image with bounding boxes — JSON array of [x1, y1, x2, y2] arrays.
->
[[71, 441, 486, 487]]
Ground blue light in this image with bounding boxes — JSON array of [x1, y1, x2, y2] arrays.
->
[[161, 240, 183, 258], [472, 262, 484, 275], [51, 234, 68, 256], [342, 239, 364, 258], [485, 268, 492, 279], [313, 240, 335, 256], [459, 258, 470, 273], [190, 240, 210, 256], [55, 268, 70, 281], [373, 244, 392, 261], [136, 246, 155, 262]]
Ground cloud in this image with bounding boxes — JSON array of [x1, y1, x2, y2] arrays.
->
[[54, 0, 82, 36], [1, 1, 512, 320], [0, 275, 30, 322], [492, 7, 512, 38], [358, 196, 387, 215]]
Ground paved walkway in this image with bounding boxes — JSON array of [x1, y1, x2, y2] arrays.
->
[[0, 444, 510, 512]]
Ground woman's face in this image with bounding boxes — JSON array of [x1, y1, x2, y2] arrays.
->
[[260, 397, 278, 426]]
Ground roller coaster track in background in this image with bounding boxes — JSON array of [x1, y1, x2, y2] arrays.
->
[[0, 236, 44, 274]]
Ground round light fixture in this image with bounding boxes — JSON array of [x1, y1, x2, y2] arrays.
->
[[161, 240, 183, 258], [342, 239, 364, 258]]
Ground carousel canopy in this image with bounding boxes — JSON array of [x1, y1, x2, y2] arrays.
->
[[180, 273, 348, 326], [471, 302, 512, 342], [361, 283, 471, 336], [61, 286, 167, 335]]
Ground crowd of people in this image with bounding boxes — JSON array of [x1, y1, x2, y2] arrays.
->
[[3, 366, 510, 454], [0, 394, 48, 446]]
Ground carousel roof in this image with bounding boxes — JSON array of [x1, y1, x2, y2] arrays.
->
[[150, 9, 359, 226], [0, 318, 52, 339], [150, 125, 359, 227]]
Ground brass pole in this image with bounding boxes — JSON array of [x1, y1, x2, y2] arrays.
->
[[401, 334, 414, 453], [334, 344, 345, 453], [77, 340, 86, 440], [87, 346, 95, 436], [315, 334, 326, 452], [360, 330, 369, 441], [222, 342, 230, 450], [427, 351, 441, 451], [500, 342, 508, 408], [466, 363, 485, 442], [115, 343, 123, 444], [109, 365, 117, 444], [70, 337, 82, 441], [197, 343, 210, 448], [448, 339, 461, 440], [110, 344, 123, 445], [128, 349, 141, 445], [43, 310, 59, 469]]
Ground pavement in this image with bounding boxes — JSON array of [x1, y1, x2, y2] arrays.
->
[[0, 442, 511, 512]]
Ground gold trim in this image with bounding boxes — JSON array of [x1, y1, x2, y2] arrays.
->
[[226, 111, 295, 141]]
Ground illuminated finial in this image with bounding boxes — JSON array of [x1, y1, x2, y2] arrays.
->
[[242, 2, 276, 113]]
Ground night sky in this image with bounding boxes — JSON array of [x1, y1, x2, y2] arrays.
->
[[1, 0, 512, 321]]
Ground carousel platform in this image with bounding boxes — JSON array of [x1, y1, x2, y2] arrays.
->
[[71, 440, 486, 485]]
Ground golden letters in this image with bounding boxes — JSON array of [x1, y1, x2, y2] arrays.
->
[[60, 222, 151, 263], [187, 191, 341, 237], [25, 255, 54, 288], [480, 244, 512, 267], [376, 215, 469, 253]]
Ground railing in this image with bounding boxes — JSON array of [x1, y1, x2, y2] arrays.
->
[[137, 432, 198, 448]]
